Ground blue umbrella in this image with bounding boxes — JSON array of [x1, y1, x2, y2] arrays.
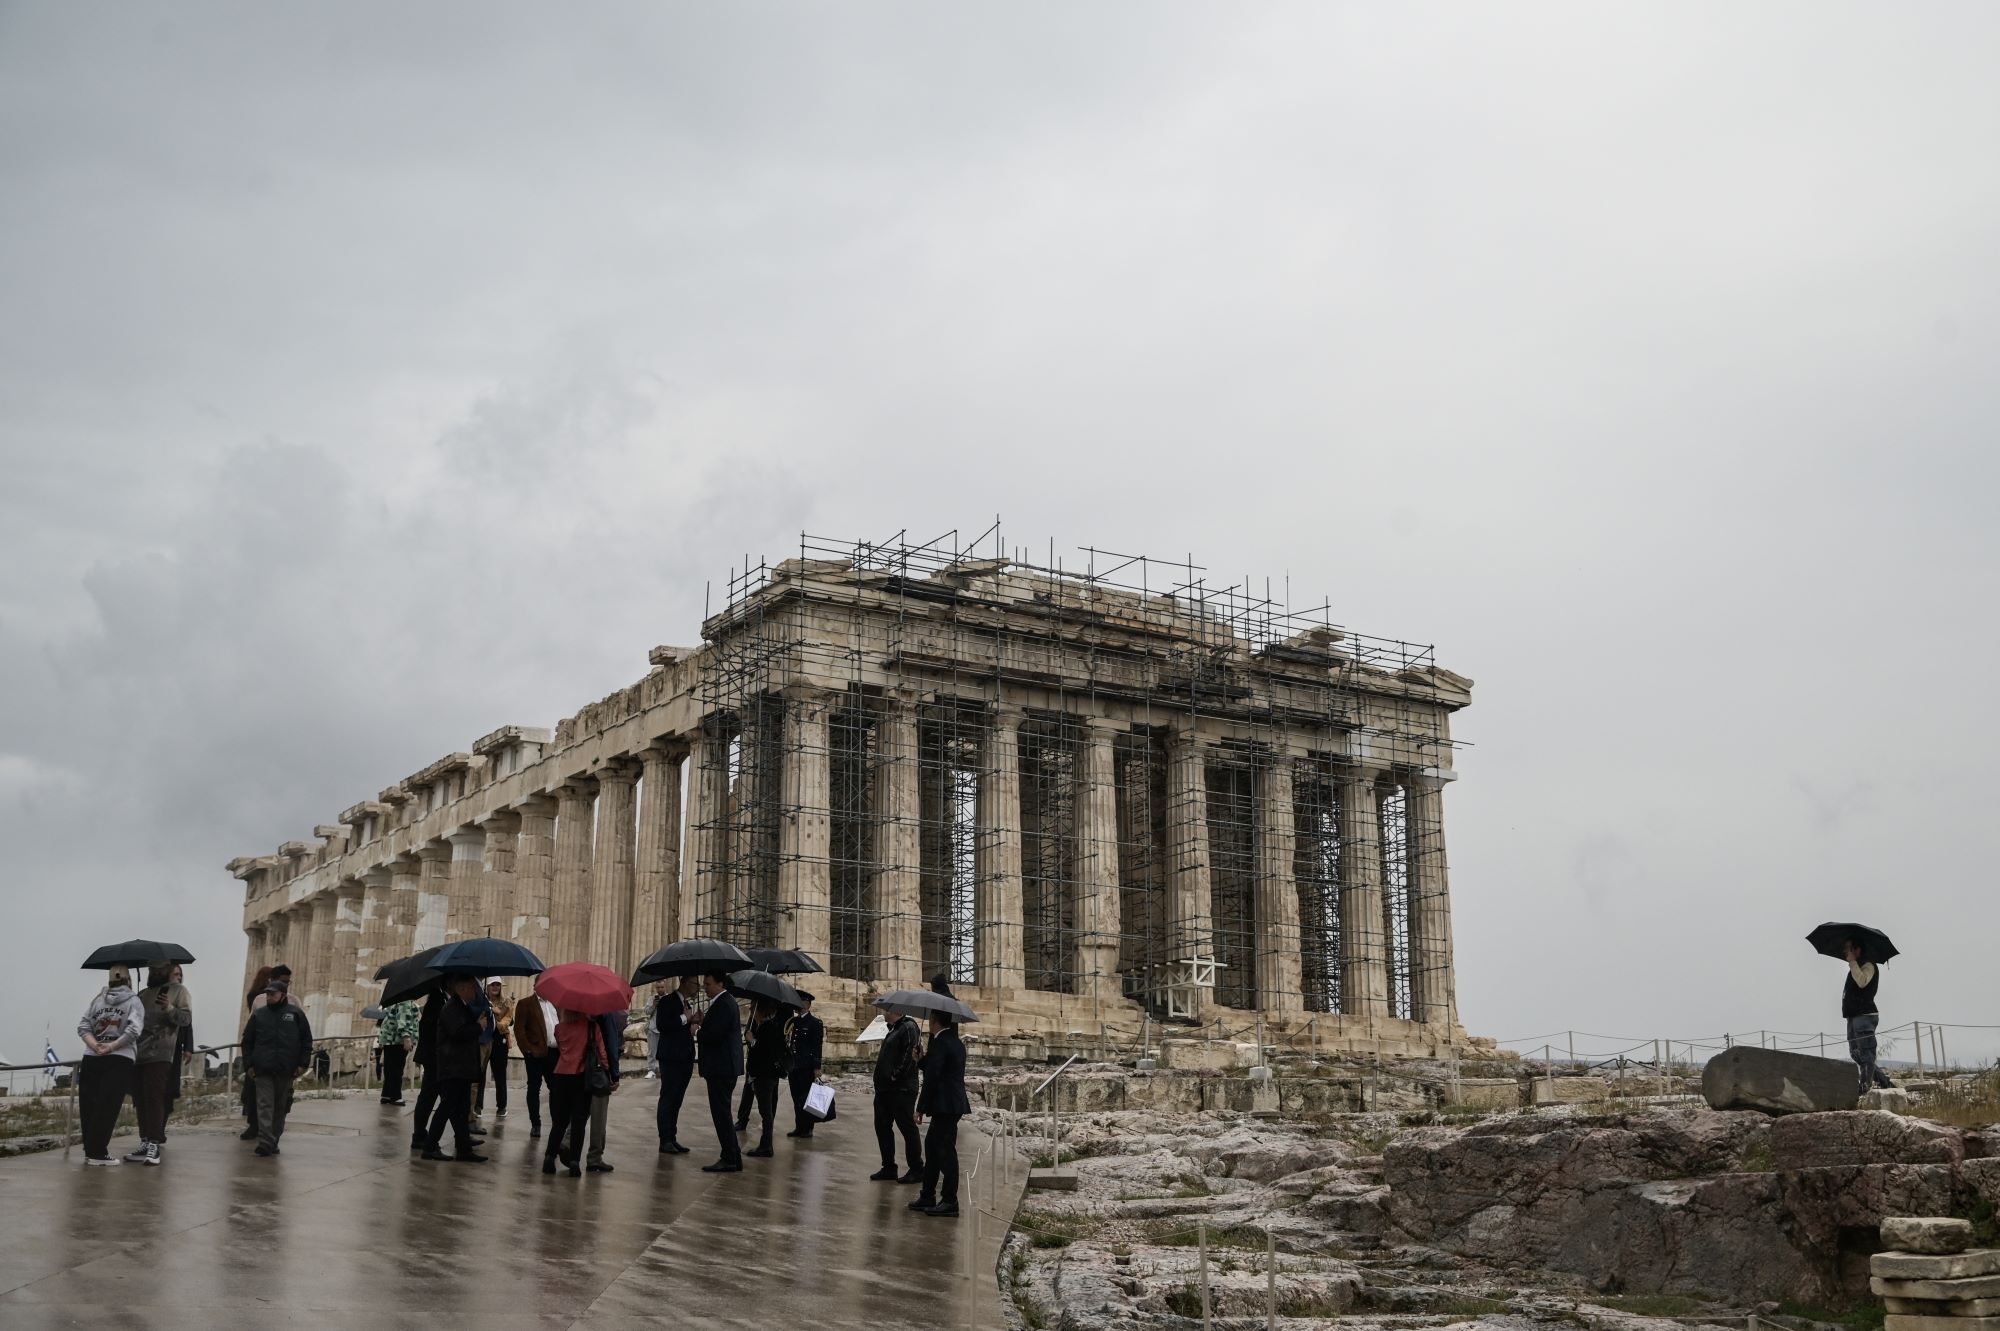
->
[[424, 937, 545, 977]]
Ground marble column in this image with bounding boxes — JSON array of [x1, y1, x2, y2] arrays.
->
[[327, 881, 364, 1038], [550, 778, 598, 964], [1166, 728, 1215, 969], [587, 763, 639, 970], [307, 892, 338, 1034], [686, 721, 728, 937], [414, 842, 453, 950], [1255, 752, 1304, 1013], [1073, 717, 1123, 1002], [445, 826, 487, 943], [287, 902, 317, 1000], [871, 692, 922, 987], [974, 701, 1025, 989], [511, 795, 558, 961], [633, 744, 684, 975], [241, 923, 267, 1007], [1404, 772, 1458, 1028], [356, 867, 393, 1000], [479, 811, 520, 933], [777, 690, 833, 958], [1337, 772, 1390, 1017], [386, 854, 421, 960], [264, 912, 291, 979]]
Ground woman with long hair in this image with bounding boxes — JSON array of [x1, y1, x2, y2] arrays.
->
[[542, 1007, 607, 1179]]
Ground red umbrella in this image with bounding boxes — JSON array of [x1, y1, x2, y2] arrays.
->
[[534, 962, 633, 1016]]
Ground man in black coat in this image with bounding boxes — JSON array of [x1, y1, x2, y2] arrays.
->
[[409, 989, 444, 1150], [869, 1011, 924, 1183], [418, 975, 488, 1164], [911, 1013, 969, 1217], [695, 973, 744, 1172], [654, 976, 699, 1154], [785, 991, 825, 1140], [242, 979, 313, 1157]]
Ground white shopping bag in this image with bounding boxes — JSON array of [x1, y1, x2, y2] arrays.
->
[[805, 1081, 836, 1119]]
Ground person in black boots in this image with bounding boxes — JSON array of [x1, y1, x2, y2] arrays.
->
[[655, 975, 699, 1154], [909, 1011, 969, 1218], [418, 974, 488, 1164], [785, 991, 825, 1139], [696, 973, 744, 1173], [743, 998, 790, 1159], [869, 1009, 924, 1184]]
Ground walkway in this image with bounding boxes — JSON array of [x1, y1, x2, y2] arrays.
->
[[0, 1075, 1023, 1330]]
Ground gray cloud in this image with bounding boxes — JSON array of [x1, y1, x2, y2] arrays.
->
[[3, 3, 1996, 1069]]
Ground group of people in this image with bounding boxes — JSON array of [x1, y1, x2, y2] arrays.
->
[[73, 959, 972, 1218], [73, 963, 193, 1165]]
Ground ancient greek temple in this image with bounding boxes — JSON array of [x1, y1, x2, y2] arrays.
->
[[231, 531, 1477, 1056]]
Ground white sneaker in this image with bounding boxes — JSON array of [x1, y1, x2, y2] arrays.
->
[[84, 1155, 120, 1167], [142, 1142, 163, 1166], [122, 1144, 151, 1164]]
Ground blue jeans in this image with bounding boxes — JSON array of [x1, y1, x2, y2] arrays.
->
[[1847, 1013, 1893, 1091]]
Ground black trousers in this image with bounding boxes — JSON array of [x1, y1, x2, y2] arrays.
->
[[874, 1083, 921, 1171], [241, 1070, 258, 1132], [411, 1063, 439, 1142], [545, 1072, 588, 1164], [920, 1113, 962, 1205], [735, 1076, 755, 1129], [788, 1067, 819, 1135], [706, 1074, 742, 1166], [751, 1074, 781, 1151], [523, 1052, 557, 1129], [656, 1060, 693, 1144], [476, 1044, 508, 1114], [135, 1060, 175, 1142], [78, 1055, 134, 1159], [380, 1044, 408, 1102], [424, 1077, 475, 1154]]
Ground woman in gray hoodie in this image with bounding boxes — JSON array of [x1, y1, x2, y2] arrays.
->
[[75, 966, 145, 1165]]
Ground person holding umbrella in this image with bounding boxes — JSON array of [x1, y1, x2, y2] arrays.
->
[[654, 975, 699, 1154], [1809, 922, 1899, 1094], [869, 1006, 924, 1184], [74, 965, 145, 1165], [743, 997, 792, 1159], [530, 962, 632, 1178], [417, 974, 488, 1164], [696, 971, 744, 1173], [126, 964, 192, 1166], [910, 1009, 969, 1218]]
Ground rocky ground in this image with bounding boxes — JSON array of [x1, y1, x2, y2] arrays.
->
[[979, 1063, 2000, 1331]]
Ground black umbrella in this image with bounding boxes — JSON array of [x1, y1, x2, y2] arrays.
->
[[81, 940, 196, 970], [1808, 922, 1898, 966], [872, 987, 978, 1024], [745, 947, 825, 976], [726, 968, 805, 1009], [425, 937, 545, 976], [377, 949, 447, 1006], [632, 937, 753, 984]]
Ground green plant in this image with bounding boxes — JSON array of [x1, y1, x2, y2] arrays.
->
[[1778, 1299, 1887, 1331], [1739, 1139, 1775, 1173], [1592, 1294, 1710, 1317], [1013, 1290, 1048, 1329], [1146, 1221, 1269, 1250], [1435, 1296, 1512, 1317], [1165, 1283, 1206, 1318]]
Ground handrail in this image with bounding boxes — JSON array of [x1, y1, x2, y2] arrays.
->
[[1033, 1053, 1080, 1099]]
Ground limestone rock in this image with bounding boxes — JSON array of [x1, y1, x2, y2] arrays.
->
[[1885, 1316, 2000, 1331], [1881, 1217, 1974, 1255], [1885, 1297, 2000, 1316], [1701, 1046, 1860, 1115], [1864, 1088, 1918, 1113], [1874, 1249, 2000, 1280], [1770, 1112, 1965, 1170], [1872, 1273, 2000, 1300]]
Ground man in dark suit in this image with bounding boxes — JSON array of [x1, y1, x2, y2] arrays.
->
[[695, 972, 743, 1173], [655, 976, 699, 1154], [910, 1013, 969, 1217]]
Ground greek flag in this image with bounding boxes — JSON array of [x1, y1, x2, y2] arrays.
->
[[43, 1041, 58, 1079]]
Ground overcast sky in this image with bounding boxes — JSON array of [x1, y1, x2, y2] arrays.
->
[[3, 4, 1995, 1074]]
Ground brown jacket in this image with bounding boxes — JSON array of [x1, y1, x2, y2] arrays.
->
[[512, 996, 551, 1058]]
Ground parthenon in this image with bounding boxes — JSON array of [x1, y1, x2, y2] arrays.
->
[[230, 530, 1478, 1057]]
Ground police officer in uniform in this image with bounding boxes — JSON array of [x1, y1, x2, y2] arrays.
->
[[784, 991, 825, 1139]]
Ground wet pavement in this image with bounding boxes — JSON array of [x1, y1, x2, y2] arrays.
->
[[0, 1076, 1024, 1329]]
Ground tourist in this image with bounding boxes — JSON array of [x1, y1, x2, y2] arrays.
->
[[654, 975, 698, 1154], [910, 1011, 968, 1218], [583, 1009, 623, 1173], [869, 1009, 924, 1184], [376, 999, 419, 1105], [241, 978, 313, 1157], [419, 974, 487, 1163], [475, 980, 511, 1121], [165, 963, 194, 1121], [408, 988, 444, 1150], [74, 965, 145, 1166], [732, 993, 757, 1134], [696, 972, 744, 1173], [785, 990, 825, 1139], [743, 998, 790, 1159], [512, 992, 557, 1138], [1844, 938, 1896, 1093], [543, 1006, 608, 1179], [643, 978, 671, 1078], [238, 964, 272, 1140], [126, 964, 192, 1165]]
